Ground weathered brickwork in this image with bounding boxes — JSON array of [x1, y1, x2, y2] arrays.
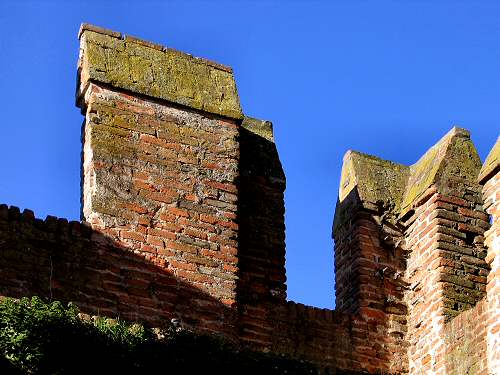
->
[[81, 82, 241, 305], [0, 205, 234, 335], [333, 150, 410, 373], [333, 128, 498, 374], [444, 299, 488, 374], [479, 138, 500, 375], [237, 117, 288, 349], [0, 24, 499, 374], [399, 130, 490, 374]]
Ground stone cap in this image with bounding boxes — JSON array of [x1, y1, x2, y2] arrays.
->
[[77, 23, 243, 120], [338, 150, 410, 212], [478, 135, 500, 184], [240, 116, 285, 184], [333, 150, 409, 232], [334, 127, 482, 232], [400, 127, 481, 215], [241, 116, 275, 143]]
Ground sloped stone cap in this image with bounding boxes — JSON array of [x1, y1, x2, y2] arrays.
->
[[478, 135, 500, 184], [240, 116, 285, 183], [400, 127, 481, 215], [338, 151, 410, 210], [333, 151, 409, 232], [77, 23, 243, 120], [334, 127, 482, 231], [241, 116, 275, 143]]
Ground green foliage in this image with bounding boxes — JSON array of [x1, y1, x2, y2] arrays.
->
[[0, 297, 317, 374]]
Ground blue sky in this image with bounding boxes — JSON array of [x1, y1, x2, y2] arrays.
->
[[0, 1, 499, 309]]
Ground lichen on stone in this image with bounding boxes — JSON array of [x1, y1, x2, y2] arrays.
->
[[401, 127, 481, 215], [479, 135, 500, 184], [241, 116, 275, 143], [334, 127, 483, 230], [78, 28, 243, 120]]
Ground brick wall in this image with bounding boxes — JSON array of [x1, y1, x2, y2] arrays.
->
[[444, 299, 488, 374], [404, 190, 490, 374], [402, 129, 490, 374], [271, 302, 356, 371], [334, 205, 408, 373], [479, 139, 500, 374], [0, 204, 234, 335], [80, 81, 243, 337], [0, 23, 499, 374], [237, 118, 288, 349]]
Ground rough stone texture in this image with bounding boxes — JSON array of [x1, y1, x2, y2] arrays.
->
[[78, 25, 242, 120], [334, 150, 409, 230], [401, 127, 481, 215], [479, 136, 500, 184], [334, 128, 495, 374], [0, 24, 499, 374]]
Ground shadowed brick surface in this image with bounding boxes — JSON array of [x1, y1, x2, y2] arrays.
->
[[0, 24, 499, 374]]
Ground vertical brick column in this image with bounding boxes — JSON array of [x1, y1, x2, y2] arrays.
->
[[401, 128, 489, 374], [333, 151, 410, 373], [334, 128, 491, 374], [237, 117, 287, 349], [479, 136, 500, 374], [77, 24, 244, 335]]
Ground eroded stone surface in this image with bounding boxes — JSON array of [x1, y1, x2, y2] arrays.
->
[[479, 135, 500, 184], [0, 23, 499, 375], [78, 27, 242, 120]]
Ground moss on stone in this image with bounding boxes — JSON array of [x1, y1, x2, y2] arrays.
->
[[479, 135, 500, 184], [401, 128, 481, 215], [334, 127, 482, 230], [338, 150, 409, 211], [79, 28, 243, 120], [333, 150, 409, 232], [241, 117, 275, 143]]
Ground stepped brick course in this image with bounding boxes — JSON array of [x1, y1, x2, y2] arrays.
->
[[0, 24, 498, 374]]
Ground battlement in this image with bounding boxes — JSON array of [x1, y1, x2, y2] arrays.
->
[[0, 24, 499, 374], [333, 126, 496, 373], [335, 127, 481, 227], [77, 23, 242, 119]]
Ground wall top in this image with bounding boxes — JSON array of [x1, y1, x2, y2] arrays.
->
[[333, 149, 409, 233], [334, 127, 482, 231], [479, 135, 500, 184], [77, 23, 243, 120], [337, 150, 409, 214], [400, 127, 480, 215], [241, 116, 276, 143]]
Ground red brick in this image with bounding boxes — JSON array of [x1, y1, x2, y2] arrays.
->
[[121, 230, 146, 242], [167, 207, 189, 218]]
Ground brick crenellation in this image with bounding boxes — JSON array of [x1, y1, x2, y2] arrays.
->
[[0, 24, 499, 374]]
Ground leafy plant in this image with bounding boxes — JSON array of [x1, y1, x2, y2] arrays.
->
[[0, 296, 317, 374]]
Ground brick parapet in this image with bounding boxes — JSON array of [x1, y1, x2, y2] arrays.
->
[[334, 127, 494, 374], [443, 299, 488, 374], [80, 82, 241, 308], [334, 199, 409, 372], [480, 166, 500, 374], [404, 190, 490, 374], [77, 24, 242, 120], [237, 117, 287, 349], [1, 23, 499, 375], [270, 301, 357, 372], [0, 204, 238, 337]]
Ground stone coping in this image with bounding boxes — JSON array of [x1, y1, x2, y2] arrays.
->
[[77, 23, 243, 120]]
